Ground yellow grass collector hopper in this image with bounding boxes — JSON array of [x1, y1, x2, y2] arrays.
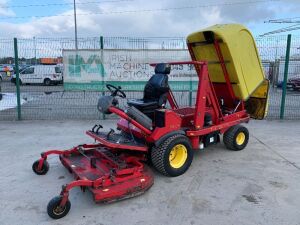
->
[[187, 24, 269, 119]]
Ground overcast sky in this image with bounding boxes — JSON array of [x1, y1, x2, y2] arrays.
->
[[0, 0, 299, 38]]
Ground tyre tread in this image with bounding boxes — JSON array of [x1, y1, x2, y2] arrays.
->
[[47, 196, 71, 219], [223, 125, 249, 151], [151, 134, 188, 176]]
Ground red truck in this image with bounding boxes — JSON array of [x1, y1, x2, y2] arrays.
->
[[287, 76, 300, 91]]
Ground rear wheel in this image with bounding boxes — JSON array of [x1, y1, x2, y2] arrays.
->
[[151, 135, 193, 177], [223, 125, 249, 151]]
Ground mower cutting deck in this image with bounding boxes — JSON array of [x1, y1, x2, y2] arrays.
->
[[32, 24, 269, 219], [32, 142, 153, 219]]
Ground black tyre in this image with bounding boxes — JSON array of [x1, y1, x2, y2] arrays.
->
[[151, 134, 193, 177], [223, 125, 249, 151], [44, 78, 51, 86], [32, 160, 49, 175], [47, 196, 71, 219]]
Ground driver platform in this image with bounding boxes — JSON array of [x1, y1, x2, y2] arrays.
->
[[86, 130, 148, 152]]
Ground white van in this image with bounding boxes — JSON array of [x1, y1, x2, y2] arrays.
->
[[12, 65, 63, 85]]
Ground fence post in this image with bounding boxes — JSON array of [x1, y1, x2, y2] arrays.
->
[[14, 38, 21, 120], [100, 36, 105, 120], [189, 76, 192, 106], [280, 34, 291, 119], [274, 59, 280, 88]]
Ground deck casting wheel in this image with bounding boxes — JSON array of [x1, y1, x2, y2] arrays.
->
[[32, 160, 49, 175], [151, 134, 193, 177], [223, 125, 249, 151], [47, 196, 71, 219]]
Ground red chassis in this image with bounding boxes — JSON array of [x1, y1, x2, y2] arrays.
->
[[32, 57, 250, 219], [113, 60, 249, 149]]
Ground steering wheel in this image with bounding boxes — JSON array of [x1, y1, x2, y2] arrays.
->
[[106, 84, 126, 98]]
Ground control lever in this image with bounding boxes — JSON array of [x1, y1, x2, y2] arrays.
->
[[107, 129, 115, 140], [91, 124, 103, 134], [91, 125, 98, 133], [96, 125, 103, 134]]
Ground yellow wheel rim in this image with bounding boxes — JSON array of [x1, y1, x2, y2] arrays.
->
[[236, 132, 246, 145], [169, 144, 188, 169]]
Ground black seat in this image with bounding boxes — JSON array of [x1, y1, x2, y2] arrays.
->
[[127, 63, 171, 118]]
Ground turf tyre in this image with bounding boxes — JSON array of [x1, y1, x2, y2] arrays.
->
[[223, 125, 249, 151], [151, 134, 193, 177]]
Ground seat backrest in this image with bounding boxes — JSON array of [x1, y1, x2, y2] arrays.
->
[[143, 63, 171, 103]]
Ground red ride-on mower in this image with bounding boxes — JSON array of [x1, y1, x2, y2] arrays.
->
[[32, 25, 269, 219], [33, 61, 250, 219]]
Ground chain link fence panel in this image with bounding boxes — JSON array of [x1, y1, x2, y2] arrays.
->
[[0, 35, 299, 120]]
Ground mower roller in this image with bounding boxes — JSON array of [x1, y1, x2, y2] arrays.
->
[[32, 24, 269, 219]]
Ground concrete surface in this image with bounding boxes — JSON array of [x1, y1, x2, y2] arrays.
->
[[0, 120, 300, 225]]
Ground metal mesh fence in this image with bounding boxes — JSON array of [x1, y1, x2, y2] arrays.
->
[[0, 35, 299, 120], [256, 35, 300, 119]]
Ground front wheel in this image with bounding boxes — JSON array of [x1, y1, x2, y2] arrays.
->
[[151, 135, 194, 177], [32, 160, 49, 175], [47, 196, 71, 219], [223, 125, 249, 151]]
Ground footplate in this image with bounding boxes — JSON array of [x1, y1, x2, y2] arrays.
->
[[86, 130, 148, 152]]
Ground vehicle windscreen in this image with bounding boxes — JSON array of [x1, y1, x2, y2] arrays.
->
[[55, 66, 62, 73], [21, 67, 34, 74]]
